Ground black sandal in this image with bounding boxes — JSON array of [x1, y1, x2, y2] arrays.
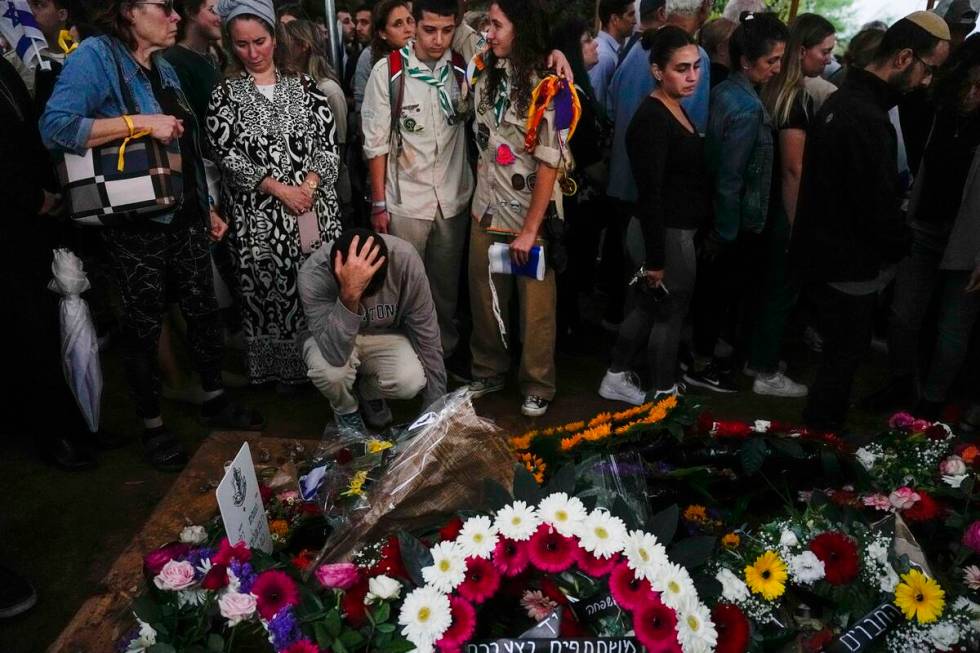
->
[[142, 429, 188, 472], [200, 401, 266, 432]]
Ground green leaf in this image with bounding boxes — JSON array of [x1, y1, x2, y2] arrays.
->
[[821, 450, 842, 481], [378, 638, 417, 653], [340, 629, 366, 647], [325, 609, 343, 637], [482, 478, 513, 511], [668, 536, 716, 571], [545, 463, 577, 496], [332, 638, 349, 653], [513, 463, 545, 503], [740, 438, 768, 475], [314, 622, 332, 648], [206, 634, 224, 652], [376, 623, 396, 633], [769, 438, 806, 459], [648, 504, 679, 545], [666, 421, 685, 441], [611, 496, 641, 531], [373, 601, 391, 624], [397, 531, 434, 587], [133, 596, 161, 624]]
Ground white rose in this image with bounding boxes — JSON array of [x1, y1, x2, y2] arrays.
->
[[179, 525, 208, 545], [153, 560, 197, 591], [715, 567, 749, 603], [779, 530, 799, 548], [365, 575, 402, 604], [855, 447, 877, 471], [218, 591, 257, 625], [753, 420, 772, 433], [940, 456, 967, 476]]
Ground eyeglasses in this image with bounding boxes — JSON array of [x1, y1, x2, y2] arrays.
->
[[913, 53, 939, 78], [134, 0, 175, 16]]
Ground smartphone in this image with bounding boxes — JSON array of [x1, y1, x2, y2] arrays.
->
[[297, 211, 321, 255]]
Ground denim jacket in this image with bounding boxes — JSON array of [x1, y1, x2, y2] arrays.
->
[[705, 71, 773, 241], [40, 35, 209, 225]]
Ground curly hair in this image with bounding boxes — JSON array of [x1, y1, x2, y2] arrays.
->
[[480, 0, 551, 119]]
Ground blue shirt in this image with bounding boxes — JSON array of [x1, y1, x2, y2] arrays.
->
[[606, 43, 710, 202], [588, 30, 620, 112]]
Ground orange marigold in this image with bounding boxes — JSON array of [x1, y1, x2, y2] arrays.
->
[[683, 505, 708, 523], [588, 412, 613, 427], [269, 519, 290, 537], [721, 532, 741, 549], [563, 421, 586, 433], [612, 403, 653, 423]]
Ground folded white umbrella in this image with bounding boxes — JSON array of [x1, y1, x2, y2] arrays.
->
[[48, 248, 102, 432]]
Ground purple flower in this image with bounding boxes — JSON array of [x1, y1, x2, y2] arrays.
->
[[267, 608, 302, 650], [230, 560, 257, 594], [116, 627, 140, 653], [963, 521, 980, 554], [186, 547, 216, 579]]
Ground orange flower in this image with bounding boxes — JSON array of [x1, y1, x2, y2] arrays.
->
[[270, 519, 290, 537], [519, 452, 547, 484], [563, 421, 586, 433], [543, 427, 556, 436], [962, 445, 979, 465], [722, 532, 741, 549], [683, 505, 708, 523], [612, 403, 652, 423], [589, 412, 613, 427], [581, 422, 612, 442], [560, 435, 583, 451]]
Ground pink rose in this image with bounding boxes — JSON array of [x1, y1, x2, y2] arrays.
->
[[940, 456, 968, 477], [153, 559, 197, 591], [963, 521, 980, 554], [911, 419, 932, 433], [862, 494, 892, 511], [277, 490, 300, 503], [495, 144, 516, 166], [315, 562, 361, 590], [888, 487, 921, 510], [143, 542, 190, 577], [218, 591, 257, 625], [888, 412, 916, 430]]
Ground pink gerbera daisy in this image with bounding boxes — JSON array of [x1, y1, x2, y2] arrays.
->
[[493, 538, 530, 577], [575, 547, 620, 577], [528, 524, 577, 573], [436, 597, 478, 652], [252, 570, 301, 620], [633, 594, 681, 653], [609, 561, 655, 613], [458, 556, 501, 604]]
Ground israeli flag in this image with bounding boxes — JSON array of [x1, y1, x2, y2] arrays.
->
[[0, 0, 51, 70]]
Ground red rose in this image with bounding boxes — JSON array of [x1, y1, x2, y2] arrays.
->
[[903, 491, 943, 522], [259, 484, 273, 504], [803, 628, 835, 652], [341, 578, 369, 626], [201, 564, 229, 590], [926, 424, 950, 441], [440, 516, 464, 542]]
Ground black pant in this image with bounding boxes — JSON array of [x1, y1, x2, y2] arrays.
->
[[690, 233, 759, 359], [803, 283, 876, 429], [101, 225, 224, 419], [557, 193, 607, 337]]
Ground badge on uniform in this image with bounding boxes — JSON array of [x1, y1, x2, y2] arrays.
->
[[477, 124, 490, 150], [511, 174, 525, 191], [495, 144, 516, 166], [402, 117, 423, 132]]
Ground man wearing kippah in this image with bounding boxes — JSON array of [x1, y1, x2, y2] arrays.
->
[[791, 12, 951, 433]]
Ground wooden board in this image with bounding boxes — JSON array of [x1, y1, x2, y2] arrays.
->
[[48, 432, 319, 653]]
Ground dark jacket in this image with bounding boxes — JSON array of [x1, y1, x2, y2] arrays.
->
[[791, 67, 909, 282]]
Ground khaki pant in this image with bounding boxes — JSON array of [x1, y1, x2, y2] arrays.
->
[[389, 207, 467, 357], [303, 334, 426, 414], [468, 218, 557, 400]]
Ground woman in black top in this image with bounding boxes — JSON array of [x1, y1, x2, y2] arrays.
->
[[599, 26, 710, 405], [552, 17, 612, 352]]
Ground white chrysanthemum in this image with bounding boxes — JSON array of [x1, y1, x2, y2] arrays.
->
[[650, 562, 695, 610], [716, 567, 750, 604], [537, 492, 588, 537], [788, 551, 825, 585], [457, 516, 498, 559], [929, 622, 960, 651], [495, 500, 540, 541], [421, 541, 466, 593], [623, 530, 668, 580], [578, 509, 628, 559], [398, 586, 452, 649], [675, 599, 718, 653], [179, 525, 207, 544]]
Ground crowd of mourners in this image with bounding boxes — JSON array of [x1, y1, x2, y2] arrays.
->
[[2, 0, 980, 475]]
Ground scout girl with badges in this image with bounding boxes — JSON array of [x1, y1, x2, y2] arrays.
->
[[465, 0, 581, 418]]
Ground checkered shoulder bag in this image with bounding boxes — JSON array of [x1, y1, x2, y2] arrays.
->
[[56, 53, 183, 227]]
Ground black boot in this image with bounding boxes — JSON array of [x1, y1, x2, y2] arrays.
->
[[40, 435, 97, 471]]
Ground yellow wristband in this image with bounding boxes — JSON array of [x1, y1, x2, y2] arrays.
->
[[121, 114, 135, 138]]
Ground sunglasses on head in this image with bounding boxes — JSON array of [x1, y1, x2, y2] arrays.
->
[[134, 0, 175, 16]]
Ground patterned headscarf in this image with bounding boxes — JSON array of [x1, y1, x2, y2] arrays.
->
[[215, 0, 276, 29]]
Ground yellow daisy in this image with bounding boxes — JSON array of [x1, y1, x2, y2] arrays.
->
[[745, 551, 788, 601], [894, 569, 945, 624]]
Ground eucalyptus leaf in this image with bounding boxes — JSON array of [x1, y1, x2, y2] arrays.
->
[[397, 531, 434, 587]]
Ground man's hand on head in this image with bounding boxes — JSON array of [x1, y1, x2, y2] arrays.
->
[[334, 235, 387, 313]]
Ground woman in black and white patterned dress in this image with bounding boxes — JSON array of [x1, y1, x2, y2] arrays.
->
[[208, 1, 342, 387]]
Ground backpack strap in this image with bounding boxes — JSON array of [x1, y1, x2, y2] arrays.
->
[[450, 50, 466, 92], [386, 49, 406, 204]]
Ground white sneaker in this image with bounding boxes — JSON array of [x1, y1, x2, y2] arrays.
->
[[752, 371, 808, 398], [653, 384, 680, 401], [521, 395, 550, 417], [743, 361, 788, 378], [598, 370, 647, 406]]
